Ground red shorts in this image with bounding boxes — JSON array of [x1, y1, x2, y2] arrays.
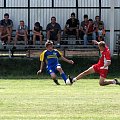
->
[[92, 64, 108, 78]]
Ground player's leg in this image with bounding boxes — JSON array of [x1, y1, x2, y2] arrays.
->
[[99, 69, 120, 86], [72, 66, 95, 82], [47, 67, 60, 85], [50, 72, 60, 85], [56, 66, 67, 83], [99, 76, 116, 86]]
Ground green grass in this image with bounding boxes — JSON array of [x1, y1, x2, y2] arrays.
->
[[0, 79, 120, 120]]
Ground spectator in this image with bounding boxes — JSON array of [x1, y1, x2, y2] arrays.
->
[[14, 20, 28, 48], [83, 19, 96, 45], [46, 16, 61, 46], [94, 16, 104, 30], [32, 22, 44, 45], [64, 12, 79, 40], [80, 14, 89, 40], [97, 21, 106, 41], [93, 16, 105, 41], [0, 13, 13, 44]]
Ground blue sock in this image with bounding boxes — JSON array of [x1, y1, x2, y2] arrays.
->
[[61, 73, 67, 82]]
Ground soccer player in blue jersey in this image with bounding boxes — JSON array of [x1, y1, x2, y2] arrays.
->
[[37, 40, 74, 85]]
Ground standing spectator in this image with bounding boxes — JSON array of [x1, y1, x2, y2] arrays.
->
[[46, 16, 61, 46], [13, 20, 28, 48], [32, 22, 44, 45], [83, 19, 96, 45], [64, 12, 79, 39], [80, 14, 89, 40], [0, 13, 13, 44]]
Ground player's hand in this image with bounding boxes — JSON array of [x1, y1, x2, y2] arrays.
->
[[37, 70, 42, 75], [100, 66, 104, 69], [92, 40, 98, 45], [69, 60, 74, 64]]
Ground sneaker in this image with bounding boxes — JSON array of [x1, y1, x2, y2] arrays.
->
[[114, 79, 120, 85], [53, 80, 60, 85], [68, 75, 73, 84]]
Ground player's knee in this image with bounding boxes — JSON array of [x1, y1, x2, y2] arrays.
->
[[50, 74, 56, 80], [51, 76, 56, 80], [57, 67, 62, 72], [99, 81, 105, 86]]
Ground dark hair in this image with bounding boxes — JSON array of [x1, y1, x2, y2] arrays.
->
[[20, 20, 24, 23], [95, 16, 99, 18], [51, 16, 56, 20], [4, 13, 9, 17], [71, 12, 75, 17], [34, 22, 40, 27], [89, 19, 93, 21], [84, 14, 88, 19]]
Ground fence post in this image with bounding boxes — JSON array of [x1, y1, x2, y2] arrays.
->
[[110, 0, 115, 56]]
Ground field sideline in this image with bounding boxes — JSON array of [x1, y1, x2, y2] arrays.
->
[[0, 79, 120, 120]]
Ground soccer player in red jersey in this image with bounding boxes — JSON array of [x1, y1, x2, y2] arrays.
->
[[68, 41, 120, 86]]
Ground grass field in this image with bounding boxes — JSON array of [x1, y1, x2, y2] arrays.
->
[[0, 79, 120, 120]]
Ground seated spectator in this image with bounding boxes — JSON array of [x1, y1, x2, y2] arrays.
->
[[64, 12, 79, 39], [0, 13, 13, 44], [83, 19, 96, 45], [97, 21, 106, 41], [80, 14, 89, 40], [46, 16, 61, 46], [32, 22, 44, 45], [14, 20, 28, 47], [93, 16, 105, 41]]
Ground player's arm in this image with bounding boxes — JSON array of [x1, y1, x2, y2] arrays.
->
[[37, 50, 46, 75], [100, 50, 111, 69], [104, 61, 111, 68], [100, 60, 111, 69], [92, 40, 99, 44], [61, 56, 74, 64], [37, 61, 44, 75]]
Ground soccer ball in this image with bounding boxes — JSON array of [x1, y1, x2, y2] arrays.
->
[[66, 78, 71, 85]]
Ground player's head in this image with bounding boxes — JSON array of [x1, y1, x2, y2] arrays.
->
[[45, 40, 53, 50], [98, 41, 106, 51]]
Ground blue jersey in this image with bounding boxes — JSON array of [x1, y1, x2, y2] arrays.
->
[[40, 49, 62, 68]]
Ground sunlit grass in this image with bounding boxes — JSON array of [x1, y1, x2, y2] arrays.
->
[[0, 79, 120, 120]]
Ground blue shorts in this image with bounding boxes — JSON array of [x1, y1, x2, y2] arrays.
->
[[46, 64, 61, 75]]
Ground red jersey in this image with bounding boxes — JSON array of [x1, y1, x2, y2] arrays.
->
[[97, 46, 111, 69]]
